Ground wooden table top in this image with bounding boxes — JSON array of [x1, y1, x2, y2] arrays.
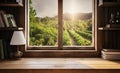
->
[[0, 58, 120, 69]]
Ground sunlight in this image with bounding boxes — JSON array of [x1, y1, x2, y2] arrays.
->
[[63, 0, 92, 15], [68, 0, 78, 15], [68, 7, 78, 20], [69, 8, 78, 14]]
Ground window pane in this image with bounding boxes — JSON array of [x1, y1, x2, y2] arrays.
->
[[63, 0, 93, 46], [29, 0, 58, 46]]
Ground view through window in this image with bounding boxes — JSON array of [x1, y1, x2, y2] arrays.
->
[[29, 0, 58, 46], [29, 0, 94, 49], [63, 0, 93, 46]]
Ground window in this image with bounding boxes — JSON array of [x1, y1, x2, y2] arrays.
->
[[29, 0, 58, 47], [28, 0, 95, 50]]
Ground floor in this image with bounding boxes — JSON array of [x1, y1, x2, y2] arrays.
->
[[0, 58, 120, 69]]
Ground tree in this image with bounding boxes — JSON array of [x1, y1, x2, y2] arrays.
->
[[29, 0, 37, 22], [29, 0, 37, 46]]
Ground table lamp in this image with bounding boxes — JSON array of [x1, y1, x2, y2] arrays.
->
[[10, 31, 26, 58]]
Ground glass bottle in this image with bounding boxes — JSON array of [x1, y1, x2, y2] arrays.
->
[[115, 12, 120, 24], [109, 13, 115, 24]]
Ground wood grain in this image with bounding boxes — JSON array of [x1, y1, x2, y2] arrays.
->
[[0, 58, 120, 69]]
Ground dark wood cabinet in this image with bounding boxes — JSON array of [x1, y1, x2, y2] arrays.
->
[[98, 0, 120, 49]]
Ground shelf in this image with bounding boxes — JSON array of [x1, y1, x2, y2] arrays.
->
[[99, 2, 120, 7], [98, 27, 120, 30], [0, 27, 23, 31], [0, 2, 23, 7]]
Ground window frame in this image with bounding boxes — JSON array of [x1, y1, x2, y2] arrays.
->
[[26, 0, 97, 51]]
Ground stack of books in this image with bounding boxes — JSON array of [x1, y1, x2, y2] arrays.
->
[[102, 49, 120, 60], [0, 39, 12, 60]]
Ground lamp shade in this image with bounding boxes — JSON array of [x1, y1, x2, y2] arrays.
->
[[10, 31, 26, 45]]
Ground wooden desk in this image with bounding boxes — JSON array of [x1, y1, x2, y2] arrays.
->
[[0, 58, 120, 73]]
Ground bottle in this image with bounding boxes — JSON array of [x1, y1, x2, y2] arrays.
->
[[115, 12, 120, 24], [109, 13, 115, 24]]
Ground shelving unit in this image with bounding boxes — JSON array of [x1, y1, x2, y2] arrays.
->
[[98, 0, 120, 60], [0, 0, 25, 60], [0, 2, 24, 29]]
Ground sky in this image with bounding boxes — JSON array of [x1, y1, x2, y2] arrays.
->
[[31, 0, 93, 17]]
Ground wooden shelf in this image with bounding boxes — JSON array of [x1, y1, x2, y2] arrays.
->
[[0, 2, 23, 7], [0, 27, 23, 31], [98, 27, 120, 30], [99, 2, 120, 7]]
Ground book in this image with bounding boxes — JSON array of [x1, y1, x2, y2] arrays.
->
[[2, 40, 9, 59], [0, 39, 4, 59], [102, 51, 120, 55], [3, 14, 10, 27], [0, 10, 7, 27], [103, 49, 120, 52], [102, 54, 120, 60], [0, 11, 5, 27], [4, 39, 12, 59], [102, 49, 120, 60], [0, 39, 12, 59], [0, 14, 4, 27]]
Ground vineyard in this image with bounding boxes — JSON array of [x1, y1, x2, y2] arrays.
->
[[30, 16, 92, 46], [29, 0, 92, 46]]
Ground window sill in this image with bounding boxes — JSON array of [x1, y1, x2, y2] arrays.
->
[[27, 46, 95, 50], [23, 49, 99, 58]]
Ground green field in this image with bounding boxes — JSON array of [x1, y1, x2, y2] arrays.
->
[[29, 16, 92, 46]]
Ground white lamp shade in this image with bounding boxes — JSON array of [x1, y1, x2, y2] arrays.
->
[[10, 31, 26, 45]]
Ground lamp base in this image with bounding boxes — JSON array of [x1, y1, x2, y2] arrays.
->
[[13, 51, 23, 59]]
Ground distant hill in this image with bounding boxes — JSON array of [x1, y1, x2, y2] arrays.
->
[[35, 13, 92, 20], [63, 13, 92, 20]]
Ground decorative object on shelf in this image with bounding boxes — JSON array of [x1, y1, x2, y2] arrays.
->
[[108, 11, 120, 26], [0, 10, 17, 28], [115, 11, 120, 24], [109, 13, 116, 24], [10, 30, 26, 59]]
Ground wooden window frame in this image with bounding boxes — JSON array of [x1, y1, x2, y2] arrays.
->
[[24, 0, 100, 57]]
